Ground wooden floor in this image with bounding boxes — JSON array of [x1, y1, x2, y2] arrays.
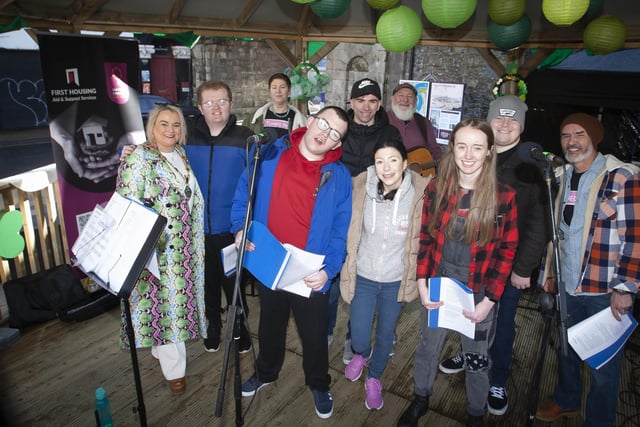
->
[[1, 287, 639, 427]]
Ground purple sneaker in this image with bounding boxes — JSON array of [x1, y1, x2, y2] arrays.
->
[[345, 353, 368, 381], [364, 377, 383, 410]]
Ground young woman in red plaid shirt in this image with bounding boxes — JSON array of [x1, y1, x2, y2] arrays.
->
[[398, 118, 518, 427]]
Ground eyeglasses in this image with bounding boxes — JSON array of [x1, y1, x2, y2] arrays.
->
[[312, 116, 343, 142], [201, 99, 230, 108]]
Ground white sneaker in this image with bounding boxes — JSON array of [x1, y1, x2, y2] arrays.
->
[[343, 338, 353, 365]]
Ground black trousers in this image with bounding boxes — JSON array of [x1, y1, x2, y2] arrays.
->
[[255, 285, 331, 391], [204, 233, 249, 342]]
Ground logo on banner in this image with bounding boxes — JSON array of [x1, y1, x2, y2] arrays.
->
[[65, 68, 80, 86]]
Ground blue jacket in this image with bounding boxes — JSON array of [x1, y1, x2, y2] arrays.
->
[[231, 133, 352, 292], [185, 114, 254, 235]]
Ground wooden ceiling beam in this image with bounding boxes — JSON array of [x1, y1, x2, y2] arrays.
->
[[69, 0, 109, 32], [265, 38, 298, 69], [296, 5, 313, 37], [475, 48, 504, 76], [234, 0, 262, 27], [518, 48, 554, 78], [169, 0, 186, 24]]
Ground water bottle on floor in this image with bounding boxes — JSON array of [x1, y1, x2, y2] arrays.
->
[[95, 387, 114, 427]]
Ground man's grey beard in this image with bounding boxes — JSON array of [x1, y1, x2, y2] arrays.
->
[[391, 103, 414, 121]]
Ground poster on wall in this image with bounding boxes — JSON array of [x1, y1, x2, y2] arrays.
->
[[428, 82, 465, 145], [399, 79, 430, 117], [38, 33, 146, 251]]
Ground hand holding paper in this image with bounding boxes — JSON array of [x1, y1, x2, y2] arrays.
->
[[427, 277, 476, 339], [235, 221, 325, 298]]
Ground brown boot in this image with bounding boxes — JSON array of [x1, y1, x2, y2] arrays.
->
[[535, 400, 578, 422], [168, 377, 186, 396]]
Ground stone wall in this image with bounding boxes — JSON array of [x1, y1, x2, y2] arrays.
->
[[191, 38, 508, 124]]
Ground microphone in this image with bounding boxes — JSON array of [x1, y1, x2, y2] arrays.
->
[[246, 128, 278, 145], [517, 141, 563, 165]]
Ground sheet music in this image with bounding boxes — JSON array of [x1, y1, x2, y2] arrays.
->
[[277, 244, 325, 298], [72, 192, 163, 295], [428, 277, 475, 339]]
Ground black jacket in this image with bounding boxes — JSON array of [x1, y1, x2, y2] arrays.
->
[[341, 108, 402, 176], [497, 145, 549, 277]]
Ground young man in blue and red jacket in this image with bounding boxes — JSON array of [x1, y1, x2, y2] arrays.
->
[[231, 106, 352, 420]]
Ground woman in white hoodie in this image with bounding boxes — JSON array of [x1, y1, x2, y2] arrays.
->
[[340, 138, 430, 411], [243, 73, 306, 138]]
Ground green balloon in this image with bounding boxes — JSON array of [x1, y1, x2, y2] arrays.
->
[[376, 6, 423, 52], [0, 210, 25, 259]]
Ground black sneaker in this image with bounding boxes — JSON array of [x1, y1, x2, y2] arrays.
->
[[487, 385, 508, 415], [467, 414, 485, 427], [397, 395, 429, 427], [311, 389, 334, 419], [438, 353, 464, 374], [238, 329, 252, 354], [241, 373, 272, 397], [204, 337, 220, 353]]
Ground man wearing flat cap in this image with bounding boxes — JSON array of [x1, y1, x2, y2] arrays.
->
[[387, 82, 443, 164], [340, 78, 402, 176], [535, 112, 640, 426]]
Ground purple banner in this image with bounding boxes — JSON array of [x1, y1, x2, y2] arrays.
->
[[38, 34, 145, 250]]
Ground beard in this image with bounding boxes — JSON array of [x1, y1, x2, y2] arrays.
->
[[391, 103, 414, 121], [564, 143, 595, 165]]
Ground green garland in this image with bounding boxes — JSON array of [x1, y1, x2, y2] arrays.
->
[[492, 74, 528, 101], [289, 61, 330, 101]]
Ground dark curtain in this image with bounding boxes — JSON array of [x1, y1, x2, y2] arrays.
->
[[522, 69, 640, 163]]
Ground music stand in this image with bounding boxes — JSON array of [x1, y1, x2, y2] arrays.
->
[[72, 193, 168, 427]]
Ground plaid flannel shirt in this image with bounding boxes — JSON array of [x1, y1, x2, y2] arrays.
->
[[417, 181, 518, 301], [542, 155, 640, 294]]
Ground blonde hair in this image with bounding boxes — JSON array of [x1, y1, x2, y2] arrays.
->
[[427, 118, 498, 246], [145, 103, 187, 147]]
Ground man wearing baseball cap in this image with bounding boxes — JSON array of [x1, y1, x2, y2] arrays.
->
[[437, 95, 549, 418], [340, 78, 402, 176], [535, 112, 639, 426], [387, 82, 443, 163]]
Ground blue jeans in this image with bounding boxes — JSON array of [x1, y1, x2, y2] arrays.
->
[[349, 275, 402, 379], [489, 279, 522, 386], [328, 276, 351, 340], [552, 292, 623, 427]]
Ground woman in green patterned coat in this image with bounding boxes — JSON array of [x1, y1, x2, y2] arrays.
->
[[116, 104, 206, 396]]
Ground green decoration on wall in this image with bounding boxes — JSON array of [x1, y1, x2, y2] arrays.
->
[[0, 210, 25, 259], [0, 16, 27, 34], [289, 62, 330, 100]]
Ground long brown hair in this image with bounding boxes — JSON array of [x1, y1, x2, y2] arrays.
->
[[427, 118, 497, 246]]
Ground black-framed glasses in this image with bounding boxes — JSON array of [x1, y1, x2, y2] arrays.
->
[[201, 99, 230, 108], [313, 116, 343, 142]]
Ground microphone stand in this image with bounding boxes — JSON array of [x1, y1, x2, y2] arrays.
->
[[526, 159, 570, 425], [214, 140, 263, 426]]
